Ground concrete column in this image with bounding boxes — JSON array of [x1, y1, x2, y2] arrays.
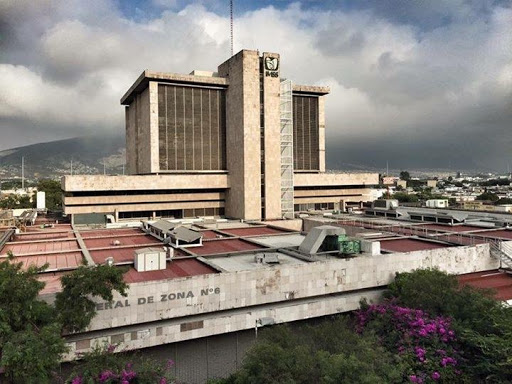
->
[[262, 52, 282, 220], [318, 96, 326, 173], [218, 50, 262, 220], [149, 81, 160, 173]]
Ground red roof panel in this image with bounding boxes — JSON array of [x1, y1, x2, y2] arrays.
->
[[123, 259, 216, 283], [221, 227, 290, 237], [458, 270, 512, 301], [190, 239, 264, 255], [84, 235, 161, 249], [1, 240, 80, 256], [10, 252, 83, 270], [418, 224, 488, 233], [80, 228, 144, 238], [380, 238, 449, 252]]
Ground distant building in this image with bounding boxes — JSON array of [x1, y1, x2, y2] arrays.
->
[[63, 50, 379, 223], [427, 180, 438, 188], [396, 180, 407, 189]]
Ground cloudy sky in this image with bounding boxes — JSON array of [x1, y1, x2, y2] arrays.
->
[[0, 0, 511, 172]]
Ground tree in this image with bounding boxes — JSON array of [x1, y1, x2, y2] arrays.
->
[[400, 171, 411, 180], [475, 191, 499, 202], [385, 268, 512, 382], [219, 317, 404, 384], [0, 194, 33, 209], [0, 255, 128, 382], [495, 198, 512, 205], [392, 192, 419, 203], [56, 265, 129, 333], [36, 179, 62, 211]]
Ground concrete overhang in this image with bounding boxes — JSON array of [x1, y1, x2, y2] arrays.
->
[[61, 174, 230, 192], [292, 84, 330, 96], [121, 70, 229, 105], [294, 172, 380, 187]]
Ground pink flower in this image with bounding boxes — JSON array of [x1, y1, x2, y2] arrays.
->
[[71, 377, 83, 384], [432, 371, 441, 380], [160, 378, 167, 384]]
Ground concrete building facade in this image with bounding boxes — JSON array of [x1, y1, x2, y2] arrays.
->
[[63, 50, 379, 223]]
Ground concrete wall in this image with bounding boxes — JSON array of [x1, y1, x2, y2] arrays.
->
[[294, 172, 380, 187], [60, 242, 497, 360], [262, 52, 282, 220], [62, 174, 229, 192], [218, 50, 261, 220]]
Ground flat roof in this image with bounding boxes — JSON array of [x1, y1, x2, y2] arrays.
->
[[207, 252, 306, 272], [219, 226, 292, 237], [249, 234, 306, 248], [380, 238, 450, 253], [13, 252, 83, 271], [1, 239, 80, 256], [123, 259, 217, 283], [84, 234, 159, 249], [188, 238, 264, 256], [458, 270, 512, 301], [121, 70, 229, 105], [418, 224, 489, 233]]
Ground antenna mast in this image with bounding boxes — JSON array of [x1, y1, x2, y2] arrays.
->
[[230, 0, 234, 56]]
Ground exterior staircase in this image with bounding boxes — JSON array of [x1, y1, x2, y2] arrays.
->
[[489, 240, 512, 270]]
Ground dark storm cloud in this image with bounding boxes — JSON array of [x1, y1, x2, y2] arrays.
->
[[0, 0, 510, 171]]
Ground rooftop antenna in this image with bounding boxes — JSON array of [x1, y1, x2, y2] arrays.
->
[[230, 0, 234, 56]]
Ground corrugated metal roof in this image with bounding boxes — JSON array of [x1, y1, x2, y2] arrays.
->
[[190, 239, 264, 255], [170, 227, 202, 242], [149, 220, 176, 233], [458, 270, 512, 301], [123, 259, 216, 283], [221, 226, 291, 237], [380, 238, 449, 252]]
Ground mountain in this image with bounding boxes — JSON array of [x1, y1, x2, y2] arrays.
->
[[0, 135, 125, 180]]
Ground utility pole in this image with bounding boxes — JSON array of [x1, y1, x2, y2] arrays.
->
[[386, 161, 389, 176], [70, 159, 73, 176], [21, 156, 25, 190], [230, 0, 234, 56], [122, 163, 125, 175], [103, 162, 106, 175]]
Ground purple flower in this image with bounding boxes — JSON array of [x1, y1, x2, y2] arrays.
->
[[432, 371, 441, 380], [71, 377, 83, 384], [99, 370, 116, 383], [160, 378, 167, 384], [107, 344, 116, 353], [166, 359, 175, 369], [409, 375, 418, 383]]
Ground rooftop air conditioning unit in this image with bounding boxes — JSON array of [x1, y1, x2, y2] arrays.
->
[[111, 240, 121, 246]]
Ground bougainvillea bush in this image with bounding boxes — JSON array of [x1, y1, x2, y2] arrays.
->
[[67, 344, 175, 384], [357, 303, 465, 383]]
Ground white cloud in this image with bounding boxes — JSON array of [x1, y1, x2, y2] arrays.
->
[[0, 0, 510, 170]]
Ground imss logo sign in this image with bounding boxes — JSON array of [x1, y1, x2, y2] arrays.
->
[[264, 57, 279, 77]]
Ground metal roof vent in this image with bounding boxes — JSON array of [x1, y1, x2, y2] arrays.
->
[[105, 257, 114, 267], [111, 240, 121, 246], [254, 253, 280, 264]]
